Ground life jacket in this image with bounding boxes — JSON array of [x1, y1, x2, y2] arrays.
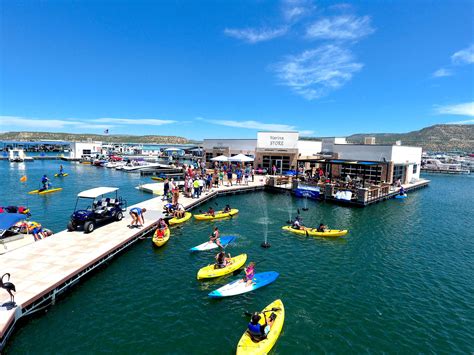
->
[[247, 323, 265, 340]]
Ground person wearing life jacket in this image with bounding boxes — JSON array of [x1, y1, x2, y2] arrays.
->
[[59, 164, 65, 176], [206, 207, 215, 217], [247, 312, 276, 342], [241, 262, 256, 287], [28, 221, 45, 241]]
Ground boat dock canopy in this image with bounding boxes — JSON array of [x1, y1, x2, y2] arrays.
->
[[77, 187, 119, 198]]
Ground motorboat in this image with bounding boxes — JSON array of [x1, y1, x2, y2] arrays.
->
[[421, 158, 470, 174]]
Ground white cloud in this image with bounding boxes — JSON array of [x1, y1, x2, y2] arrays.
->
[[199, 117, 296, 131], [451, 44, 474, 65], [96, 118, 176, 126], [299, 130, 315, 136], [436, 102, 474, 116], [273, 44, 363, 100], [0, 116, 112, 130], [0, 116, 176, 132], [224, 27, 288, 44], [432, 68, 453, 78], [306, 15, 374, 40], [281, 0, 315, 22], [449, 119, 474, 124]]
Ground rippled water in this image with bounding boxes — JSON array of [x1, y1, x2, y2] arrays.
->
[[2, 161, 473, 354]]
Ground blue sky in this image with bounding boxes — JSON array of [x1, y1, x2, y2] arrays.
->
[[1, 0, 473, 140]]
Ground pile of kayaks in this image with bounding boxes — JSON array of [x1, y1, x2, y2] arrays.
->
[[282, 225, 348, 238], [194, 209, 239, 220]]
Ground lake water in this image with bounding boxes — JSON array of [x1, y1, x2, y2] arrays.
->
[[2, 160, 473, 354]]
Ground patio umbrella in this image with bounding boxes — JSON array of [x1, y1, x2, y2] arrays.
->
[[210, 155, 229, 162], [229, 153, 254, 162]]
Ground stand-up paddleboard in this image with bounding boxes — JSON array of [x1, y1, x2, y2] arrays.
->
[[28, 188, 63, 195], [54, 173, 69, 177], [189, 236, 236, 252], [395, 194, 407, 199], [208, 271, 279, 298], [236, 299, 285, 355]]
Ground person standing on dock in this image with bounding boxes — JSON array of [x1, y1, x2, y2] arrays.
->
[[163, 178, 170, 201], [129, 207, 146, 228], [193, 178, 200, 198], [227, 169, 233, 186]]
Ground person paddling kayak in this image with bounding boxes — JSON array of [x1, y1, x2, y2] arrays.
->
[[292, 215, 303, 230], [223, 204, 231, 213], [317, 223, 328, 232], [247, 311, 276, 341], [214, 250, 232, 269], [206, 207, 215, 217]]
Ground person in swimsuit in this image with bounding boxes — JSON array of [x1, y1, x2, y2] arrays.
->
[[129, 207, 146, 228], [214, 251, 232, 269], [317, 223, 328, 232], [241, 262, 255, 286], [209, 227, 222, 248]]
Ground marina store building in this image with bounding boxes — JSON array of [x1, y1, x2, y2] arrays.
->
[[203, 132, 422, 185]]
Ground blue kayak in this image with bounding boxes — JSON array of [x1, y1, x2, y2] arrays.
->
[[189, 236, 236, 252], [208, 271, 279, 298], [395, 194, 407, 199]]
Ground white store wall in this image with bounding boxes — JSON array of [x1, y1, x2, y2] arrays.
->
[[297, 140, 322, 157], [69, 142, 103, 159]]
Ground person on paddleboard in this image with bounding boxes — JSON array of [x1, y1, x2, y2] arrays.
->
[[40, 175, 50, 191], [241, 262, 255, 286], [209, 227, 223, 248], [214, 251, 232, 269], [59, 164, 65, 176], [247, 311, 276, 341]]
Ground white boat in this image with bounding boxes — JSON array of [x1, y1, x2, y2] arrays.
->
[[121, 162, 170, 172], [421, 158, 470, 174], [8, 149, 33, 162]]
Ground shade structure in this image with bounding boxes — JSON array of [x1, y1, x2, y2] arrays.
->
[[229, 153, 254, 162], [210, 155, 229, 162]]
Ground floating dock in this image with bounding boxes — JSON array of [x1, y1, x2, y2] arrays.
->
[[0, 179, 265, 350]]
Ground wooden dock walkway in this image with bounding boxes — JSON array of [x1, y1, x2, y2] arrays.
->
[[0, 179, 265, 350]]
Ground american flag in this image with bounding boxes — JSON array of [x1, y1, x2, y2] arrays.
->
[[104, 129, 109, 135]]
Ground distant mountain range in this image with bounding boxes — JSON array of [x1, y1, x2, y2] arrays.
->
[[303, 124, 474, 152], [0, 131, 191, 145], [1, 124, 473, 151]]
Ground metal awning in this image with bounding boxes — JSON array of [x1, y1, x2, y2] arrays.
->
[[78, 187, 119, 198]]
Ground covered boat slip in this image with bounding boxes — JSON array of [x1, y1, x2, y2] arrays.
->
[[0, 179, 266, 350]]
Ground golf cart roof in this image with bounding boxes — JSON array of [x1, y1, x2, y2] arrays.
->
[[77, 187, 119, 199]]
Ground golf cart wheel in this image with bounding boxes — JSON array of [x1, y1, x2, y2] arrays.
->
[[84, 221, 95, 234], [115, 211, 123, 221], [67, 221, 76, 231]]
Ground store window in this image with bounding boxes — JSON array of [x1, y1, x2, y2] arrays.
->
[[413, 164, 418, 174], [262, 155, 291, 173], [392, 165, 405, 182]]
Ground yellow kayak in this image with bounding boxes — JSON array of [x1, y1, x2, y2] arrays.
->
[[194, 209, 239, 221], [152, 228, 170, 247], [151, 176, 164, 181], [236, 299, 285, 355], [168, 212, 192, 225], [282, 225, 348, 237], [197, 254, 247, 280], [28, 187, 63, 195], [54, 173, 69, 177]]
